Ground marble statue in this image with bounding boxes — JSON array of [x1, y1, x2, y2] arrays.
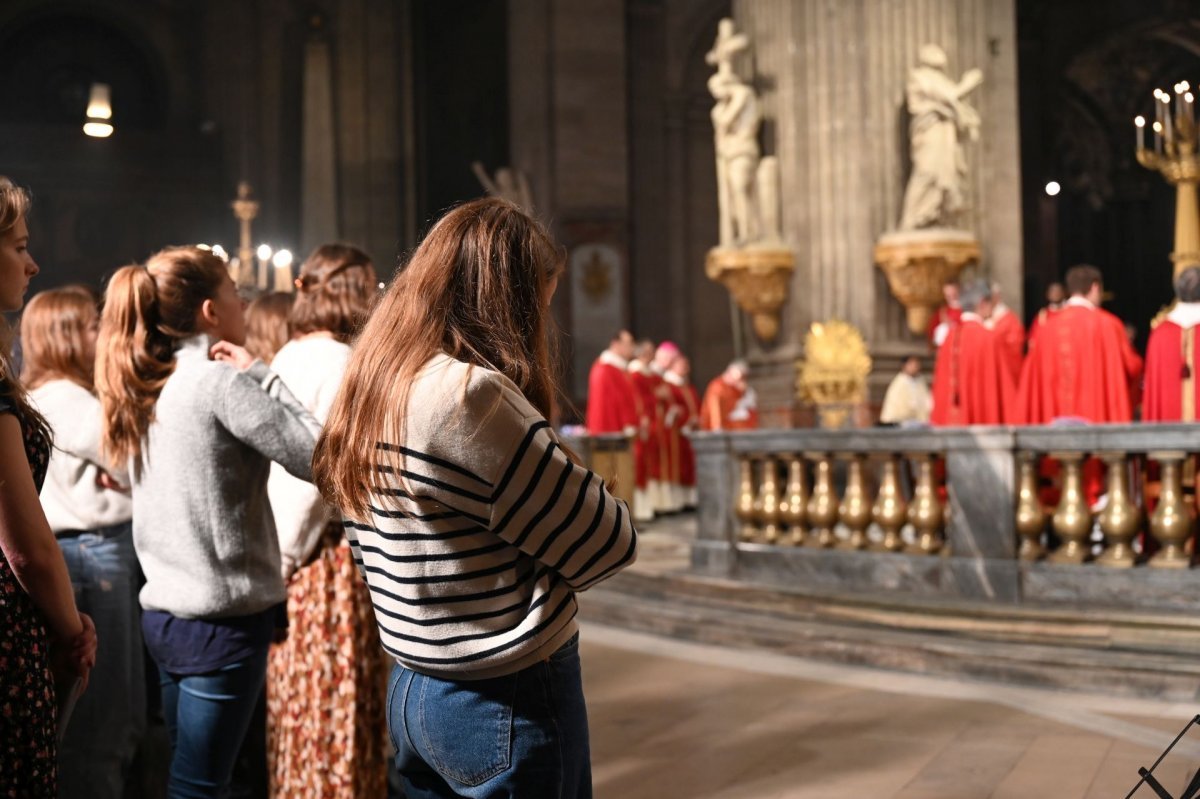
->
[[472, 161, 534, 213], [897, 44, 983, 231], [705, 17, 749, 79], [709, 72, 762, 247]]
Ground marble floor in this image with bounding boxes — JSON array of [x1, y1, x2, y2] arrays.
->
[[580, 519, 1199, 799], [581, 623, 1200, 798]]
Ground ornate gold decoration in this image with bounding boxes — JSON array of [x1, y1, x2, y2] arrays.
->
[[872, 455, 908, 552], [754, 457, 783, 545], [805, 454, 838, 548], [1134, 92, 1199, 275], [581, 250, 614, 301], [736, 456, 758, 543], [873, 231, 981, 334], [906, 453, 944, 554], [705, 247, 795, 342], [1014, 452, 1046, 561], [1096, 453, 1140, 568], [1149, 451, 1194, 568], [779, 455, 809, 546], [796, 320, 873, 429], [1049, 452, 1091, 564], [837, 454, 871, 550]]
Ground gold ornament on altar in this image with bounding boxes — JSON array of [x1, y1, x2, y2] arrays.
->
[[795, 320, 872, 429], [1134, 82, 1199, 276]]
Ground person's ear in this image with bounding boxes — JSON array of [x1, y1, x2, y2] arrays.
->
[[198, 298, 219, 330]]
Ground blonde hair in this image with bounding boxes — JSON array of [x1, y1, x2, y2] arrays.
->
[[244, 292, 294, 364], [96, 246, 228, 468], [0, 176, 51, 446], [312, 198, 565, 519], [291, 243, 376, 343], [20, 286, 100, 390]]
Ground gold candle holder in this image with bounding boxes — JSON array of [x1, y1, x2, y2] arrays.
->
[[873, 455, 908, 553], [1149, 451, 1194, 569], [1014, 452, 1046, 561], [1135, 84, 1200, 275], [1096, 453, 1140, 568], [838, 454, 871, 550], [805, 454, 838, 548]]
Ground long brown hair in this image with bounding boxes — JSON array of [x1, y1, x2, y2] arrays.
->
[[20, 286, 100, 390], [0, 176, 51, 446], [96, 246, 228, 468], [312, 198, 565, 518], [244, 291, 294, 364], [291, 243, 376, 343]]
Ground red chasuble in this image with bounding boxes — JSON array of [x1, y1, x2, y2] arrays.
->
[[1012, 302, 1143, 425], [700, 378, 759, 431], [1144, 315, 1200, 422], [988, 305, 1025, 383], [586, 354, 638, 434], [926, 304, 963, 347], [628, 363, 662, 488], [930, 317, 1015, 426], [665, 377, 700, 488]]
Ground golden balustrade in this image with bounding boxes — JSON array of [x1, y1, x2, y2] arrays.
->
[[872, 455, 908, 552], [838, 454, 872, 550], [1149, 451, 1194, 569], [1049, 452, 1092, 565], [780, 455, 809, 546], [1014, 452, 1046, 561], [737, 456, 757, 543], [805, 453, 839, 548], [754, 457, 783, 544], [906, 454, 945, 555], [1096, 453, 1139, 568]]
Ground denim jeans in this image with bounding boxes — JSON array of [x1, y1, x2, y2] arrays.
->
[[57, 523, 147, 799], [389, 633, 592, 799], [157, 648, 269, 799]]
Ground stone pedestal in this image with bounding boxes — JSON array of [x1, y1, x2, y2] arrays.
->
[[874, 229, 982, 335], [705, 246, 795, 343]]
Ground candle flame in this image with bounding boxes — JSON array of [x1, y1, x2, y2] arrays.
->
[[1153, 121, 1163, 132], [1135, 115, 1146, 127], [1188, 93, 1195, 104]]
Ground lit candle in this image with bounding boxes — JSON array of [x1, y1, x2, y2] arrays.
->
[[256, 244, 272, 291], [1153, 120, 1163, 153], [1135, 115, 1146, 152], [271, 249, 294, 293], [1187, 92, 1195, 127], [1162, 94, 1173, 149]]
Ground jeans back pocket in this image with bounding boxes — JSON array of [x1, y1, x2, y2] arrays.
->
[[417, 670, 518, 787]]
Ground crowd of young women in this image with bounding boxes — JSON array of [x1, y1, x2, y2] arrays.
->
[[0, 176, 636, 799]]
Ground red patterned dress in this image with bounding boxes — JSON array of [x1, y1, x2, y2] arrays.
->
[[0, 382, 55, 797]]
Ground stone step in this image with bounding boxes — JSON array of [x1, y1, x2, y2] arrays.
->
[[580, 570, 1200, 701]]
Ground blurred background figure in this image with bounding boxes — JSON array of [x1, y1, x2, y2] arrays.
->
[[878, 356, 931, 426], [700, 359, 758, 431], [244, 292, 294, 365]]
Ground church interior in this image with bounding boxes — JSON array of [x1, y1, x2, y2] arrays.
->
[[5, 0, 1200, 797]]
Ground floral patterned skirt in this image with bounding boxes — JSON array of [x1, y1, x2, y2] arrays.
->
[[0, 558, 56, 798], [266, 532, 388, 799]]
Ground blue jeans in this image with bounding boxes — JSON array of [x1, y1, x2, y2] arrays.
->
[[57, 523, 146, 799], [390, 633, 592, 799], [157, 648, 269, 799]]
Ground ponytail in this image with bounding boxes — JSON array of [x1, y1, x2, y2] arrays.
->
[[96, 246, 228, 469]]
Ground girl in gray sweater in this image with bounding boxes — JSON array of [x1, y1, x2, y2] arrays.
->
[[96, 246, 320, 799]]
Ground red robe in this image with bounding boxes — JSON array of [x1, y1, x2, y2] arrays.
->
[[930, 318, 1015, 426], [927, 304, 963, 347], [1026, 305, 1060, 344], [700, 378, 759, 431], [988, 304, 1025, 384], [628, 364, 662, 488], [586, 354, 638, 434], [1012, 302, 1143, 425], [665, 377, 700, 488], [1144, 317, 1200, 422]]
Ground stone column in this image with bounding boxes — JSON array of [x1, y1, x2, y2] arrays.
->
[[731, 0, 1022, 420], [300, 25, 339, 255]]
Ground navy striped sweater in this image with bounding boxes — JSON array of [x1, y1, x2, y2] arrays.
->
[[346, 353, 638, 679]]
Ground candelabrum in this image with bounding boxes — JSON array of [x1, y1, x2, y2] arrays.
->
[[231, 182, 260, 287], [1134, 81, 1200, 275]]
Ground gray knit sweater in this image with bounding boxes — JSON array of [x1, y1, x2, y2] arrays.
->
[[131, 335, 321, 618]]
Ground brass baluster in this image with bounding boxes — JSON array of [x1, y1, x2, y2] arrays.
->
[[736, 456, 758, 543], [806, 453, 838, 548], [906, 453, 944, 554], [1149, 451, 1194, 569], [755, 456, 782, 545], [1049, 452, 1091, 564], [1014, 452, 1046, 561], [779, 455, 809, 546], [873, 455, 908, 552], [1096, 452, 1139, 568], [838, 454, 871, 550]]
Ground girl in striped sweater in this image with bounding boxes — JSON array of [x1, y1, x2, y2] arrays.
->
[[313, 198, 637, 798]]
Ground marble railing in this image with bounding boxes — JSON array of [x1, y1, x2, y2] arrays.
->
[[691, 425, 1200, 611]]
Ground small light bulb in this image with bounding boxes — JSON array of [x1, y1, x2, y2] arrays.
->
[[1044, 181, 1061, 197]]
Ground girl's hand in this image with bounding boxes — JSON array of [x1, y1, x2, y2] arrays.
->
[[210, 341, 256, 370]]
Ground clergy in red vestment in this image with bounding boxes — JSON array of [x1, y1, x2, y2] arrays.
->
[[700, 359, 759, 431], [650, 342, 682, 512], [986, 282, 1025, 384], [628, 339, 663, 520], [930, 280, 1015, 426], [927, 281, 963, 348], [664, 355, 701, 509], [586, 330, 647, 517], [1026, 281, 1064, 344], [1012, 265, 1143, 425], [1144, 267, 1200, 422]]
